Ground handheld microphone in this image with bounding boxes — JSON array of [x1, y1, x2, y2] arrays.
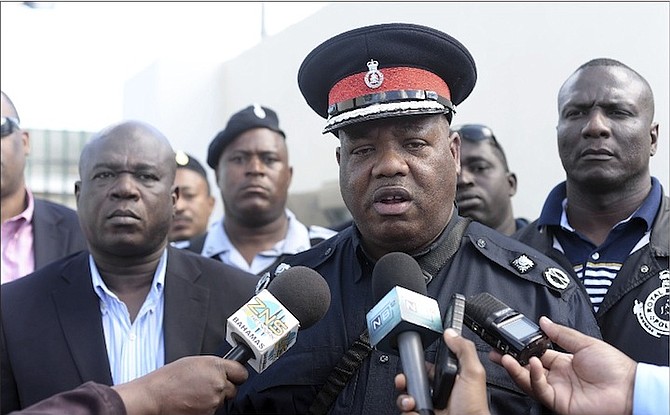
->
[[464, 292, 551, 366], [224, 266, 331, 372], [366, 252, 442, 415]]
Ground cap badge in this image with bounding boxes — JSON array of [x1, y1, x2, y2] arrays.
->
[[253, 103, 267, 119], [364, 59, 384, 89], [510, 254, 535, 274], [543, 267, 570, 290], [175, 150, 190, 166]]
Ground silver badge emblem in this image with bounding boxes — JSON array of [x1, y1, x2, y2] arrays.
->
[[543, 267, 570, 290], [255, 271, 271, 294], [274, 262, 291, 275], [364, 59, 384, 89], [633, 269, 669, 338], [253, 103, 266, 119], [511, 254, 535, 274]]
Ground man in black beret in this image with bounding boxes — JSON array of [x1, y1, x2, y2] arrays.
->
[[228, 23, 600, 415], [169, 151, 215, 245], [186, 104, 335, 275]]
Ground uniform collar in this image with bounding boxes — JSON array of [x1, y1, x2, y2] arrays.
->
[[202, 209, 309, 258], [538, 178, 663, 232]]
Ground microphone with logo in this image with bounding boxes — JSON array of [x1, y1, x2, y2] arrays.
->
[[366, 252, 443, 415], [223, 266, 331, 372]]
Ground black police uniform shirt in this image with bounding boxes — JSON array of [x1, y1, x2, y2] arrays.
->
[[515, 178, 669, 366], [227, 213, 602, 415]]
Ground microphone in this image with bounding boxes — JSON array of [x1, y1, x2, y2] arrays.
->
[[366, 252, 442, 415], [224, 266, 331, 372]]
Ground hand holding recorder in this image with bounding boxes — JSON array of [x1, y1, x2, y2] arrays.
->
[[492, 316, 639, 415]]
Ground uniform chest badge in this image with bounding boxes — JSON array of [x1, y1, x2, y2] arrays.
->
[[633, 269, 669, 338], [511, 254, 535, 274], [275, 262, 291, 275], [256, 271, 272, 294], [543, 267, 570, 290], [256, 262, 292, 294], [364, 59, 384, 89]]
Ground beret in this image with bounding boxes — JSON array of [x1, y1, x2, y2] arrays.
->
[[175, 150, 208, 179], [298, 23, 477, 134], [207, 104, 285, 168]]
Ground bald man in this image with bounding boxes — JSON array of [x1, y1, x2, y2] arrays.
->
[[1, 120, 258, 413], [515, 58, 668, 366]]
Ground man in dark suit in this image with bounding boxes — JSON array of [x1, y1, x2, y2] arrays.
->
[[0, 120, 259, 413], [1, 91, 87, 283]]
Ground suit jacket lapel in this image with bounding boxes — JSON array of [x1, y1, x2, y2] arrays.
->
[[52, 252, 113, 385], [32, 200, 62, 268], [163, 248, 210, 363]]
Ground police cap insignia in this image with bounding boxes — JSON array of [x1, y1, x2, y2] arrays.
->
[[298, 23, 477, 134], [175, 151, 208, 180], [207, 104, 285, 168]]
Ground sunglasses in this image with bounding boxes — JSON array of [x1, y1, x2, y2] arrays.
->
[[1, 116, 20, 138], [452, 124, 498, 144]]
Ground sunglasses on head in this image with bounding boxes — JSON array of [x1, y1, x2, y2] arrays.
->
[[453, 124, 497, 144], [1, 116, 20, 137]]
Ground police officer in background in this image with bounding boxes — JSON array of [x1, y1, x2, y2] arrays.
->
[[227, 23, 600, 415], [170, 151, 215, 246], [186, 104, 336, 275], [455, 123, 528, 236]]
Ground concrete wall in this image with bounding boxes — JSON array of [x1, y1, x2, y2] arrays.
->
[[124, 2, 670, 226]]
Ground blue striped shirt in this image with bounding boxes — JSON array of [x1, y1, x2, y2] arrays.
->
[[538, 178, 662, 312], [90, 249, 167, 385]]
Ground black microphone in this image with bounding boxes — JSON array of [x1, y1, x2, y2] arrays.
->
[[464, 292, 551, 366], [366, 252, 442, 415], [224, 266, 331, 372]]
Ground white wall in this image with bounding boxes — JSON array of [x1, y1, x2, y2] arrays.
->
[[124, 2, 670, 222]]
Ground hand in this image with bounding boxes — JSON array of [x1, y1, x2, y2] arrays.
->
[[491, 316, 636, 415], [113, 355, 248, 415], [395, 329, 490, 415]]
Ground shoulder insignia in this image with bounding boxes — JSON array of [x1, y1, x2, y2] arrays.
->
[[543, 267, 570, 290], [510, 254, 535, 274]]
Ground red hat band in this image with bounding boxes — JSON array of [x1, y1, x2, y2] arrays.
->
[[328, 66, 452, 107]]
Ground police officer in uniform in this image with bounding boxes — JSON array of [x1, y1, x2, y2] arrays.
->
[[227, 23, 601, 415], [186, 104, 336, 275]]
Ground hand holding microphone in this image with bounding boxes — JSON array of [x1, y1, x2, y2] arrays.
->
[[224, 265, 331, 372]]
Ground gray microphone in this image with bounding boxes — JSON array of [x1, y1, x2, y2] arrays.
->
[[366, 252, 442, 415]]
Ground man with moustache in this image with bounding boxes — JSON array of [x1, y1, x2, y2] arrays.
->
[[227, 23, 600, 415], [169, 151, 215, 246], [1, 120, 258, 413], [514, 59, 669, 366]]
